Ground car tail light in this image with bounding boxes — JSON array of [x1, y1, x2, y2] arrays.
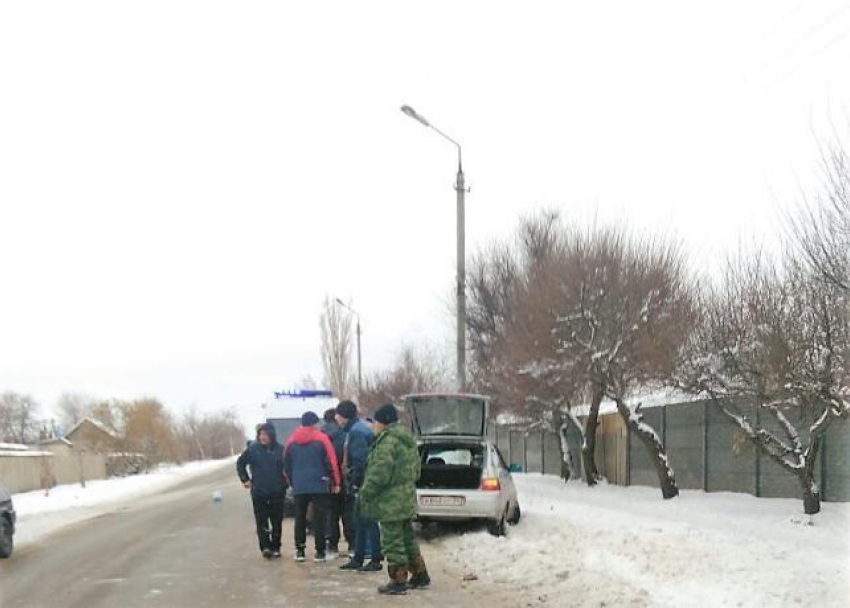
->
[[481, 477, 501, 491]]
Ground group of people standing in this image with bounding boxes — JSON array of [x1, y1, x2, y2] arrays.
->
[[236, 400, 430, 595]]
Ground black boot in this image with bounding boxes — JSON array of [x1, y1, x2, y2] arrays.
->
[[339, 558, 362, 571], [378, 565, 408, 595], [408, 555, 431, 589], [358, 560, 383, 572]]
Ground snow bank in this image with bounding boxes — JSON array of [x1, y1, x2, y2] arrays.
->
[[14, 458, 232, 516], [12, 457, 234, 547], [434, 475, 850, 607]]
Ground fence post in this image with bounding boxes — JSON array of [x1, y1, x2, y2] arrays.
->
[[624, 417, 631, 486], [821, 431, 827, 501], [702, 400, 708, 491], [523, 432, 528, 473], [540, 431, 545, 475], [754, 406, 761, 497]]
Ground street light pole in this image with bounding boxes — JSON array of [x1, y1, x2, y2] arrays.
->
[[335, 298, 362, 401], [400, 105, 467, 390]]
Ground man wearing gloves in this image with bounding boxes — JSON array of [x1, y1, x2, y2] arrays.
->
[[335, 400, 384, 572], [358, 403, 431, 595], [236, 423, 287, 559]]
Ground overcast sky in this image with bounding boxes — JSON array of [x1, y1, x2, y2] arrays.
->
[[2, 0, 849, 431]]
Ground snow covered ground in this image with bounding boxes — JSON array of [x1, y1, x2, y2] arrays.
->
[[12, 457, 234, 547], [434, 475, 850, 607]]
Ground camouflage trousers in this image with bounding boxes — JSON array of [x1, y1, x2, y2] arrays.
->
[[379, 519, 420, 568]]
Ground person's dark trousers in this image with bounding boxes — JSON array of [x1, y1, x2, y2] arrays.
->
[[327, 492, 356, 550], [251, 493, 284, 552], [327, 494, 354, 549], [353, 497, 383, 563], [294, 493, 332, 553]]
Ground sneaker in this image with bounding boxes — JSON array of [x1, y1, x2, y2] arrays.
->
[[271, 550, 282, 559], [339, 559, 362, 571], [357, 560, 383, 573], [262, 548, 273, 559], [314, 552, 327, 563], [295, 548, 306, 562]]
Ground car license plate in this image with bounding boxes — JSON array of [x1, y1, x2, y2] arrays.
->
[[420, 495, 465, 507]]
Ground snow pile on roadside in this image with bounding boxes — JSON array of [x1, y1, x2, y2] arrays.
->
[[433, 475, 850, 607], [14, 457, 233, 517]]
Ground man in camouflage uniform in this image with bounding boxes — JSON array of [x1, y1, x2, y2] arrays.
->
[[358, 403, 430, 595]]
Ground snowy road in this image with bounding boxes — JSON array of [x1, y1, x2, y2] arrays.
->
[[0, 464, 512, 608]]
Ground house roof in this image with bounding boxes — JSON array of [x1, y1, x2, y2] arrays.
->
[[64, 417, 117, 439], [38, 437, 74, 447]]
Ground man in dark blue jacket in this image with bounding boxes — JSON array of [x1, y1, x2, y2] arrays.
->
[[322, 408, 351, 558], [284, 411, 341, 563], [335, 400, 384, 572], [236, 423, 287, 559]]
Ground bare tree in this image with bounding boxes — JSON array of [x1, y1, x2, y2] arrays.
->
[[467, 211, 592, 483], [360, 345, 450, 412], [677, 250, 848, 514], [320, 296, 354, 398], [556, 228, 694, 499], [790, 138, 850, 292], [178, 407, 246, 461], [0, 391, 41, 444], [121, 398, 179, 466], [55, 392, 96, 433]]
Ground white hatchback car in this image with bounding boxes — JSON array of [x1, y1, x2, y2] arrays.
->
[[404, 393, 521, 536]]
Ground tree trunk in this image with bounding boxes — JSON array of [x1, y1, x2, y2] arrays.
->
[[800, 475, 821, 515], [800, 434, 824, 515], [557, 422, 577, 482], [614, 398, 679, 499], [581, 388, 603, 486]]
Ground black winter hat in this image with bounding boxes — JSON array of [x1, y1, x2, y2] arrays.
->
[[374, 403, 399, 425], [301, 411, 320, 426], [336, 400, 358, 421]]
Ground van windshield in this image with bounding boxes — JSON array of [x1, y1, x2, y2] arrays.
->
[[410, 396, 486, 437]]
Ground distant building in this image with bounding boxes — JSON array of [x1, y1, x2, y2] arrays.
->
[[64, 418, 117, 454]]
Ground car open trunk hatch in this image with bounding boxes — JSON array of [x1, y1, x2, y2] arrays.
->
[[405, 393, 489, 440]]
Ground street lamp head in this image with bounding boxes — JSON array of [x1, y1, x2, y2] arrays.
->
[[401, 105, 430, 127]]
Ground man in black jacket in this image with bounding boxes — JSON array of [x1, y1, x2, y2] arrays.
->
[[236, 423, 287, 559], [322, 407, 351, 558]]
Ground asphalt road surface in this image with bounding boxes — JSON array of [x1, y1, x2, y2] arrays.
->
[[0, 463, 515, 608]]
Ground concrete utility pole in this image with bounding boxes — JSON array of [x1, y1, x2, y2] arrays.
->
[[400, 104, 467, 390]]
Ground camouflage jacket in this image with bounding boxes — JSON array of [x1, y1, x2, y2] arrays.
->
[[358, 423, 421, 522]]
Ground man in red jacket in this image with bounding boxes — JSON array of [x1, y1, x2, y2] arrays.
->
[[284, 411, 342, 563]]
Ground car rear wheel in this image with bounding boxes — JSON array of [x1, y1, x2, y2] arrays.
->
[[507, 502, 521, 525], [0, 517, 13, 558], [487, 508, 508, 537]]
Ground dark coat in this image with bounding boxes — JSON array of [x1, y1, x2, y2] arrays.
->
[[322, 420, 345, 464], [236, 424, 287, 498], [341, 417, 375, 491], [284, 426, 342, 495]]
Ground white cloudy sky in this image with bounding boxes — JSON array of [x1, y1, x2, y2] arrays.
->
[[1, 0, 849, 430]]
